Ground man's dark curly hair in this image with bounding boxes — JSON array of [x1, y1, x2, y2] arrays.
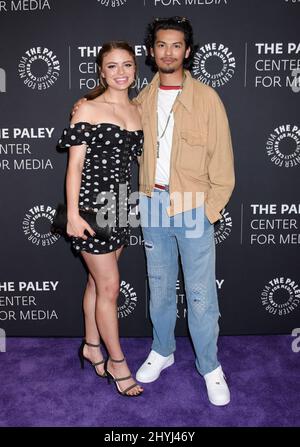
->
[[144, 16, 197, 71]]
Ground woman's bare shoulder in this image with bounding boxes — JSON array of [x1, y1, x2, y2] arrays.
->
[[70, 98, 105, 125]]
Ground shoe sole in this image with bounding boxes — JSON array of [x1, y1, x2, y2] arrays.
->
[[136, 356, 174, 383], [208, 396, 230, 406]]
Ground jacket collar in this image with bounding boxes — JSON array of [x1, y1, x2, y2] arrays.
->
[[148, 69, 194, 113]]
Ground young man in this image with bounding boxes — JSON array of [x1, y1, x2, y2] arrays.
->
[[135, 17, 235, 406]]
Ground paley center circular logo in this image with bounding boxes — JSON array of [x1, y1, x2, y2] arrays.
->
[[192, 43, 236, 87], [261, 277, 300, 316], [18, 47, 60, 90], [118, 280, 137, 318], [22, 204, 60, 246], [214, 209, 233, 245], [266, 124, 300, 168], [96, 0, 127, 6]]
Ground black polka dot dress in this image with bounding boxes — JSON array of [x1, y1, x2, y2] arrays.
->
[[57, 122, 143, 254]]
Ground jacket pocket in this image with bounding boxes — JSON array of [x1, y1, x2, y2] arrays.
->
[[180, 130, 206, 176], [181, 130, 206, 147]]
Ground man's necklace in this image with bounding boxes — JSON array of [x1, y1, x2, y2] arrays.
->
[[156, 88, 181, 159]]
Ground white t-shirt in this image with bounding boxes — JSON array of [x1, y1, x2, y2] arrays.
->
[[155, 86, 182, 185]]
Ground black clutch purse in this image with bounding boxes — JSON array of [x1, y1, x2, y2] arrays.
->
[[51, 203, 112, 242]]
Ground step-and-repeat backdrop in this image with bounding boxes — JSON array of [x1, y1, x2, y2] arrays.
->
[[0, 0, 299, 336]]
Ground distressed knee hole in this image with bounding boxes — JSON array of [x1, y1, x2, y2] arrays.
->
[[188, 284, 207, 313], [191, 298, 206, 314], [149, 274, 161, 280], [144, 241, 154, 250], [148, 268, 162, 281], [148, 266, 166, 284]]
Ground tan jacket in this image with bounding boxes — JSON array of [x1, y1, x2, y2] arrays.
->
[[135, 70, 235, 224]]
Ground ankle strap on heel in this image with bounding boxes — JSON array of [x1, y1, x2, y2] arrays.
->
[[109, 357, 125, 363], [85, 341, 101, 348]]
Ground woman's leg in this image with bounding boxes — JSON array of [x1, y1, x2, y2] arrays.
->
[[81, 273, 105, 375], [82, 248, 143, 395], [81, 247, 123, 375]]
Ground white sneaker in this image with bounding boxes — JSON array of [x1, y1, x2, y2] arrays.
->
[[204, 365, 230, 406], [136, 350, 174, 383]]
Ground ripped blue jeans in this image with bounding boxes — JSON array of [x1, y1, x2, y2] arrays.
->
[[139, 190, 220, 376]]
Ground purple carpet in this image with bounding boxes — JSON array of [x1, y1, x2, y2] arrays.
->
[[0, 336, 298, 427]]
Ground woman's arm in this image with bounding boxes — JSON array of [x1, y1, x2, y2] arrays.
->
[[65, 105, 95, 239], [66, 144, 85, 218]]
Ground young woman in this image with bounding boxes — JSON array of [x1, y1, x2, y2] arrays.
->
[[57, 41, 143, 397]]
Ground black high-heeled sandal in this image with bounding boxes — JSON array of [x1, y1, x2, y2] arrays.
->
[[78, 340, 107, 378], [104, 357, 143, 397]]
